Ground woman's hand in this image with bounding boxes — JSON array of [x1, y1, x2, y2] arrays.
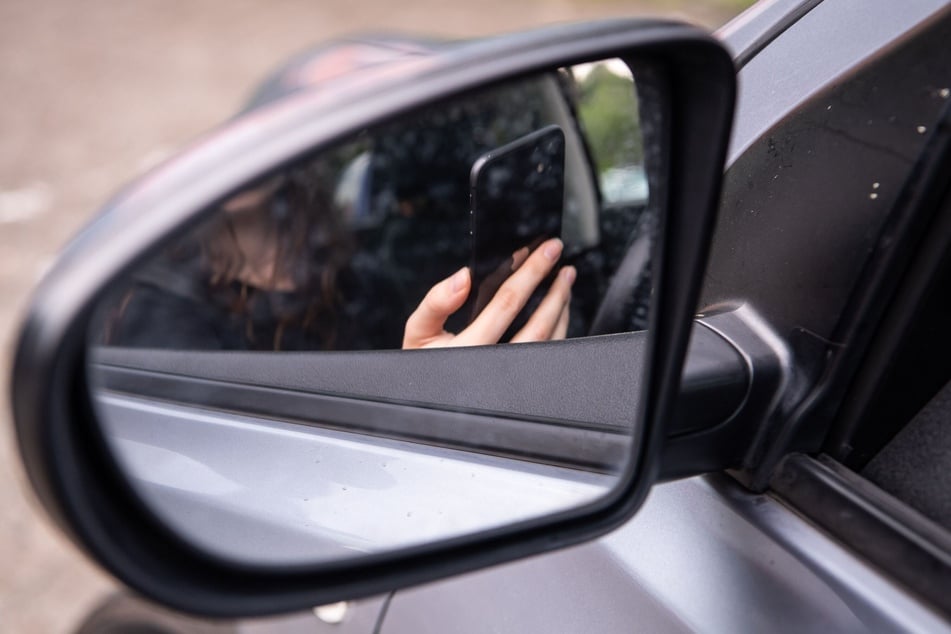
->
[[403, 238, 576, 349]]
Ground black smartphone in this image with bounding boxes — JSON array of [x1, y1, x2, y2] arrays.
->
[[468, 125, 566, 337]]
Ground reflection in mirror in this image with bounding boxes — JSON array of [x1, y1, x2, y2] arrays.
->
[[86, 58, 655, 566]]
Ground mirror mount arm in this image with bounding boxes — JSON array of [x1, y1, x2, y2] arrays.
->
[[661, 306, 793, 482]]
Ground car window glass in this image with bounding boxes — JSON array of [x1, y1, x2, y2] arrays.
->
[[573, 60, 647, 206], [90, 60, 650, 352]]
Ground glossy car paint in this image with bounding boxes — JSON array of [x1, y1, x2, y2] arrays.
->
[[380, 477, 946, 633], [97, 393, 611, 565]]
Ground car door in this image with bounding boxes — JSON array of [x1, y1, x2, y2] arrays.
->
[[369, 0, 951, 631], [11, 1, 951, 631]]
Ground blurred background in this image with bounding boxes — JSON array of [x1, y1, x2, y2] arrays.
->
[[0, 0, 752, 631]]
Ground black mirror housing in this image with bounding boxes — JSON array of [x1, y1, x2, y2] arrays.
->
[[11, 19, 734, 617]]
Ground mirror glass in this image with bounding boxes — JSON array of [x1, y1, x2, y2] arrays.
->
[[86, 58, 655, 566]]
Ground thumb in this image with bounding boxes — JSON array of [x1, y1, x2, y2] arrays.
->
[[403, 267, 471, 348]]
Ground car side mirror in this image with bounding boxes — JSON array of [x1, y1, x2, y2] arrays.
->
[[11, 19, 735, 617]]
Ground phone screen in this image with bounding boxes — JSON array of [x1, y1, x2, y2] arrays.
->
[[468, 125, 566, 336]]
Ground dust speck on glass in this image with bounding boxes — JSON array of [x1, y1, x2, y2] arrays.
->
[[90, 59, 652, 353]]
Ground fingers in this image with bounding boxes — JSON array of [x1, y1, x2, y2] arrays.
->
[[403, 267, 470, 349], [511, 265, 575, 343], [403, 238, 575, 350], [510, 246, 530, 271], [457, 238, 564, 346], [553, 303, 570, 340], [472, 246, 530, 317]]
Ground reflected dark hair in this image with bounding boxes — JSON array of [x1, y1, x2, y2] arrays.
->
[[196, 161, 355, 350]]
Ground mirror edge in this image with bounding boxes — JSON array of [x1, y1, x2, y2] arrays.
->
[[10, 18, 735, 617]]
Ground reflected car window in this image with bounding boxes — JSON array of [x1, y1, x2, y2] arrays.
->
[[92, 63, 651, 352]]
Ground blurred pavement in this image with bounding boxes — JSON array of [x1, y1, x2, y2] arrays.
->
[[0, 0, 742, 631]]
